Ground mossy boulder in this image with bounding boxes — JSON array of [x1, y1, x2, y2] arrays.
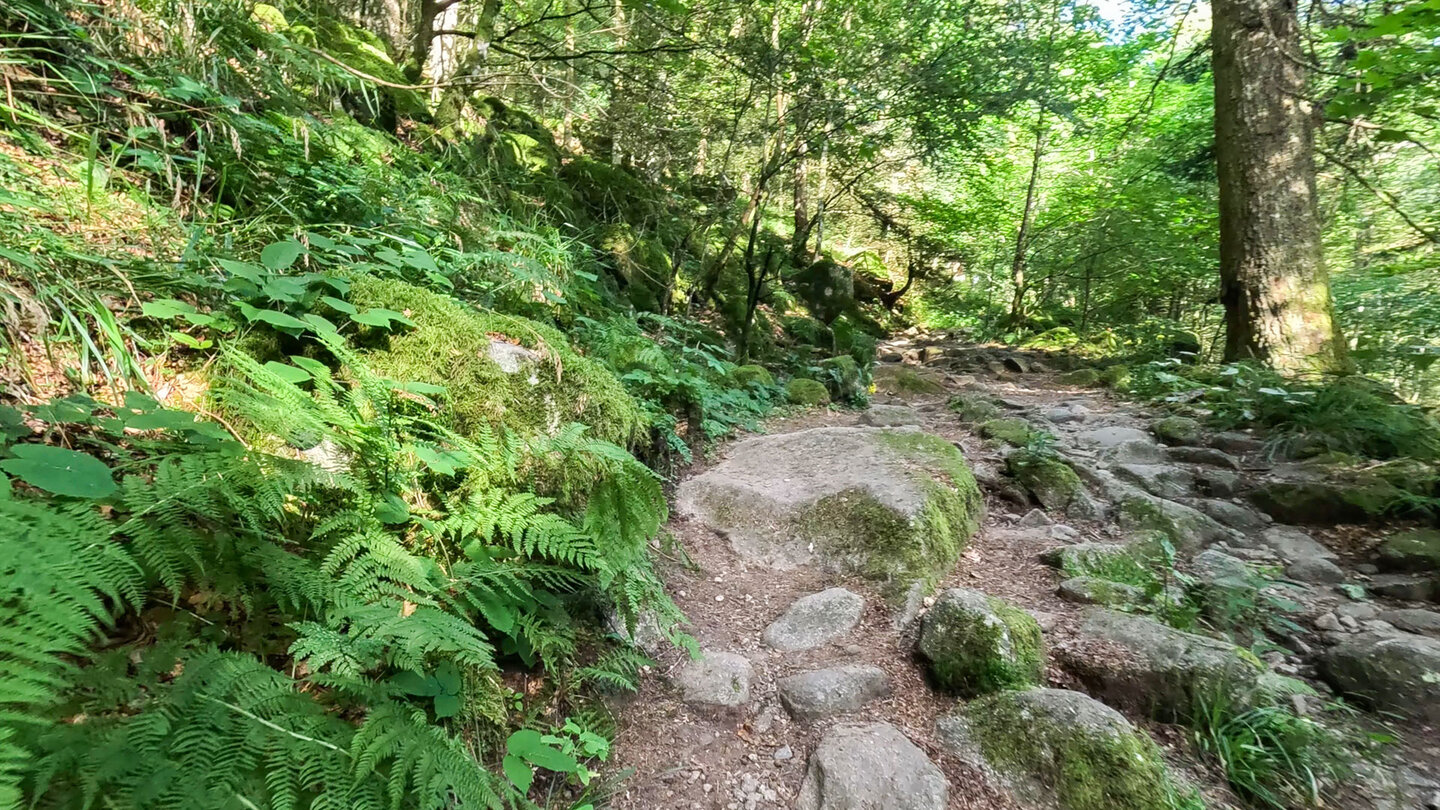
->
[[1007, 450, 1084, 510], [918, 587, 1043, 696], [349, 277, 645, 445], [677, 427, 984, 599], [947, 393, 1001, 423], [1057, 577, 1147, 607], [786, 378, 832, 406], [1249, 458, 1440, 524], [872, 364, 945, 396], [1151, 416, 1202, 446], [732, 364, 775, 388], [1099, 365, 1131, 388], [1020, 327, 1083, 352], [795, 258, 855, 323], [1057, 368, 1101, 387], [978, 418, 1035, 446], [820, 355, 865, 404], [937, 688, 1192, 810], [1320, 631, 1440, 722], [1115, 490, 1232, 553], [1376, 529, 1440, 573]]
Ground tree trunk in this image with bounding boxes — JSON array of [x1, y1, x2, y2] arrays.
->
[[1213, 0, 1349, 374], [1008, 118, 1045, 327]]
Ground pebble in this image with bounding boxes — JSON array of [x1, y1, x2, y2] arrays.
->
[[773, 745, 793, 761], [1338, 614, 1359, 631]]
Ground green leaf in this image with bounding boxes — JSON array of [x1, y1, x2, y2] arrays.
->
[[394, 671, 440, 696], [0, 445, 117, 498], [374, 494, 411, 524], [321, 295, 357, 314], [216, 259, 265, 284], [263, 361, 312, 384], [351, 308, 416, 329], [260, 240, 304, 271], [415, 444, 466, 476], [237, 303, 310, 331], [433, 692, 462, 718], [503, 755, 533, 793], [507, 729, 579, 773], [170, 331, 212, 350], [434, 661, 462, 695], [142, 298, 197, 319], [289, 355, 330, 378]]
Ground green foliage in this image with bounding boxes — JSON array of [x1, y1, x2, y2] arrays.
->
[[785, 378, 831, 406]]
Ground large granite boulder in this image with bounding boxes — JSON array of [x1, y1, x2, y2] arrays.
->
[[677, 427, 983, 597], [1058, 609, 1267, 719], [918, 587, 1044, 696], [937, 688, 1193, 810], [797, 723, 948, 810], [1320, 631, 1440, 722]]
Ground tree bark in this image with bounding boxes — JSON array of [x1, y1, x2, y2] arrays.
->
[[1008, 118, 1045, 327], [1213, 0, 1349, 374]]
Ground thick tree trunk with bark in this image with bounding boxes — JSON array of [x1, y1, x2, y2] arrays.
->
[[1213, 0, 1349, 374]]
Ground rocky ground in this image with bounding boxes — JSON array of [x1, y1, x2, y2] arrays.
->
[[605, 333, 1440, 810]]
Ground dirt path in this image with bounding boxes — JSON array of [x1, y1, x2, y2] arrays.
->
[[606, 335, 1440, 810]]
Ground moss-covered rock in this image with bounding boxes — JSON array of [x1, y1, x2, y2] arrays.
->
[[1020, 327, 1083, 352], [349, 277, 645, 445], [1099, 365, 1131, 388], [1057, 368, 1101, 387], [872, 364, 946, 396], [918, 587, 1043, 696], [947, 393, 1002, 423], [938, 688, 1191, 810], [1007, 450, 1083, 510], [1249, 458, 1440, 524], [786, 378, 831, 406], [1057, 577, 1147, 607], [819, 355, 865, 404], [732, 364, 775, 388], [1151, 416, 1202, 446], [677, 427, 983, 600], [1115, 491, 1231, 553], [1376, 529, 1440, 573], [795, 258, 855, 323], [978, 418, 1035, 446]]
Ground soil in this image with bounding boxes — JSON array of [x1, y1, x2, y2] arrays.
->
[[605, 333, 1440, 810]]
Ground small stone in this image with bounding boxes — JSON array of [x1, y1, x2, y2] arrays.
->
[[677, 651, 753, 707], [1335, 602, 1380, 621], [762, 588, 865, 651], [1315, 613, 1343, 632], [773, 745, 793, 761], [1016, 508, 1053, 528], [1357, 563, 1379, 575], [1338, 614, 1359, 630], [1152, 416, 1203, 446], [860, 404, 923, 427], [1286, 557, 1346, 584], [1049, 524, 1079, 542], [779, 664, 890, 720]]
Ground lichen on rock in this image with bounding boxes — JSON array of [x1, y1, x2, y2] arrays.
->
[[918, 587, 1043, 696], [978, 417, 1036, 446]]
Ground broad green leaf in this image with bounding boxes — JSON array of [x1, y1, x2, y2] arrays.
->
[[142, 298, 196, 319], [351, 308, 416, 329], [503, 755, 533, 793], [170, 331, 212, 350], [321, 295, 357, 314], [432, 692, 461, 718], [260, 240, 304, 271], [237, 303, 310, 330], [0, 445, 117, 498], [394, 671, 440, 696], [263, 361, 312, 384]]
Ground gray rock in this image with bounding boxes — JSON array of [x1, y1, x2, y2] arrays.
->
[[1192, 548, 1252, 584], [1059, 608, 1266, 718], [1192, 499, 1269, 531], [797, 723, 948, 810], [1367, 574, 1438, 602], [936, 688, 1183, 810], [1165, 446, 1243, 470], [1152, 416, 1203, 446], [1321, 631, 1440, 721], [763, 588, 865, 651], [1115, 488, 1235, 552], [1314, 612, 1343, 632], [1057, 576, 1146, 607], [1194, 468, 1244, 498], [778, 664, 891, 720], [1049, 524, 1080, 542], [1379, 608, 1440, 636], [676, 427, 983, 593], [860, 404, 923, 427], [774, 745, 794, 761], [487, 338, 541, 373], [1016, 508, 1053, 528], [607, 608, 667, 655], [1114, 463, 1195, 499], [1039, 542, 1132, 572], [1335, 602, 1380, 621], [1286, 557, 1346, 584], [1045, 403, 1090, 424], [676, 651, 752, 707], [1077, 427, 1154, 449], [1254, 526, 1336, 563], [1210, 430, 1264, 456]]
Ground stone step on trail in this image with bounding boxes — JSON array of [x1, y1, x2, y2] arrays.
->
[[777, 664, 890, 721], [797, 722, 948, 810], [762, 587, 865, 651]]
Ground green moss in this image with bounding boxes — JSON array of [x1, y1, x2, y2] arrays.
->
[[785, 377, 831, 406], [348, 277, 646, 445], [1100, 365, 1132, 388], [819, 355, 865, 404], [978, 418, 1035, 446], [731, 364, 775, 387], [873, 364, 945, 395], [919, 589, 1043, 696], [795, 432, 983, 599], [947, 393, 1001, 423], [1058, 368, 1102, 387], [1377, 529, 1440, 572], [965, 691, 1184, 810], [1007, 450, 1082, 509], [1153, 416, 1202, 446], [1020, 326, 1083, 352]]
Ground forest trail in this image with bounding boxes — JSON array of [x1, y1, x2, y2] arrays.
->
[[606, 331, 1440, 810]]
